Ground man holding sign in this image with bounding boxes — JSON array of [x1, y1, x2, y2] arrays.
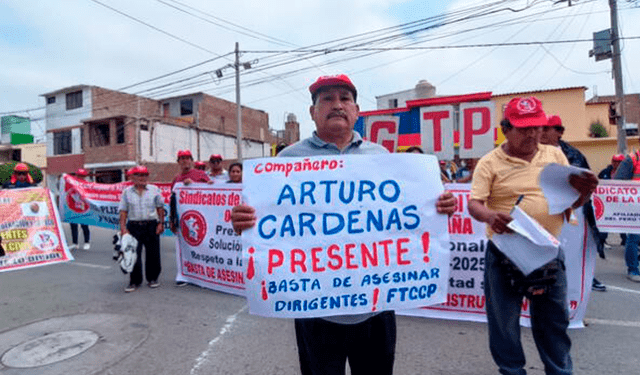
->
[[468, 97, 597, 375], [232, 74, 457, 375]]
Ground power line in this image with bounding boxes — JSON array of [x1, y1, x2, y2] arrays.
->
[[1, 0, 611, 120], [156, 0, 296, 48], [118, 53, 233, 91], [88, 0, 221, 55]]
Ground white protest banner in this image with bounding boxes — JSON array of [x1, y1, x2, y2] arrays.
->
[[400, 184, 593, 328], [59, 175, 174, 235], [174, 183, 245, 296], [592, 180, 640, 234], [400, 184, 488, 321], [1, 188, 74, 272], [242, 154, 450, 318]]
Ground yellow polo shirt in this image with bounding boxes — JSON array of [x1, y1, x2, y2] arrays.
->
[[470, 143, 569, 238]]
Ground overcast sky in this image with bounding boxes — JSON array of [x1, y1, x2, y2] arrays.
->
[[1, 0, 639, 142]]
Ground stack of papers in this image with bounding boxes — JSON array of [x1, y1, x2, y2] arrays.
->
[[492, 206, 560, 276]]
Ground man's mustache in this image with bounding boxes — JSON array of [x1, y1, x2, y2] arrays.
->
[[328, 111, 347, 119]]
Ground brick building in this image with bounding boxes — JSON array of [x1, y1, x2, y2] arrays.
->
[[41, 85, 294, 189], [587, 93, 640, 136]]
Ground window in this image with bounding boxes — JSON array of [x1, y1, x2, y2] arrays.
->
[[90, 122, 110, 147], [11, 149, 21, 161], [47, 96, 56, 104], [388, 98, 398, 108], [116, 119, 125, 144], [54, 131, 72, 155], [80, 128, 84, 151], [66, 91, 83, 110], [180, 99, 193, 116]]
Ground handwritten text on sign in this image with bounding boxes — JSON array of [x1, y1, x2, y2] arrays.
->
[[242, 154, 450, 318]]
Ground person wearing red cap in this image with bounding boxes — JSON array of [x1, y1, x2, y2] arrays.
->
[[69, 168, 92, 251], [194, 161, 207, 171], [169, 150, 211, 286], [468, 97, 598, 375], [231, 74, 458, 375], [208, 154, 228, 181], [2, 163, 35, 189], [119, 165, 165, 292], [170, 150, 211, 233], [171, 150, 211, 190], [541, 115, 607, 291]]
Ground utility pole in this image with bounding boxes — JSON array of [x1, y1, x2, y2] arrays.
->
[[610, 0, 627, 153], [235, 42, 243, 162]]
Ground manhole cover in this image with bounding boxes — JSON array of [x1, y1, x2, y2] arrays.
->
[[1, 330, 99, 368]]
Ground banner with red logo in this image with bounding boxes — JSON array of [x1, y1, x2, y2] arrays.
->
[[399, 184, 595, 328], [173, 183, 245, 296], [0, 188, 74, 272], [592, 180, 640, 234], [58, 175, 174, 235], [241, 154, 451, 319]]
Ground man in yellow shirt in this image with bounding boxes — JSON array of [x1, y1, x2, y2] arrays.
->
[[468, 97, 597, 375]]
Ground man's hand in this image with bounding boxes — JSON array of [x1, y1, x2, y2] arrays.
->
[[231, 204, 257, 234], [569, 171, 598, 208], [121, 228, 129, 236], [488, 211, 513, 234], [436, 191, 457, 216], [183, 178, 193, 186], [156, 222, 164, 235], [169, 222, 178, 234]]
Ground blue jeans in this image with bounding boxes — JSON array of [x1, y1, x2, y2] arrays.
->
[[485, 242, 572, 375], [625, 234, 640, 275]]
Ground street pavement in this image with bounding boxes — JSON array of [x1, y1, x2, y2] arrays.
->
[[1, 227, 639, 375]]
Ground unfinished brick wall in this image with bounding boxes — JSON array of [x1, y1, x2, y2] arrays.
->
[[144, 163, 181, 183], [198, 95, 270, 142], [91, 87, 160, 119], [588, 94, 640, 125], [83, 119, 137, 165]]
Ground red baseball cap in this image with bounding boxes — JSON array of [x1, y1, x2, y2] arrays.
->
[[309, 74, 357, 100], [195, 161, 207, 168], [76, 168, 88, 177], [14, 163, 29, 172], [546, 115, 563, 128], [177, 150, 193, 160], [503, 97, 547, 128], [612, 154, 625, 162], [134, 166, 149, 175], [126, 167, 137, 177], [209, 154, 223, 161]]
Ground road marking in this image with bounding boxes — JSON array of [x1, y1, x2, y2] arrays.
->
[[190, 304, 248, 375], [66, 262, 112, 270], [606, 285, 640, 295], [584, 318, 640, 328]]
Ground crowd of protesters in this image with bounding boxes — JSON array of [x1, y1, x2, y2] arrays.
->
[[4, 72, 640, 375]]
